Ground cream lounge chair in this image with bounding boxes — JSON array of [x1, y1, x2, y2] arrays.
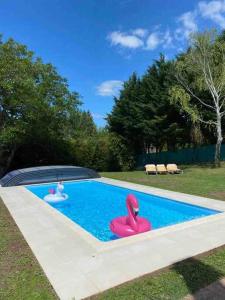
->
[[156, 164, 167, 174], [145, 164, 157, 175], [166, 164, 183, 174]]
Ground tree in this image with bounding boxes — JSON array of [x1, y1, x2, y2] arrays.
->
[[107, 72, 144, 158], [68, 110, 97, 139], [170, 30, 225, 166], [107, 56, 193, 169], [109, 70, 164, 161], [0, 35, 123, 173], [141, 54, 192, 151], [0, 37, 80, 174]]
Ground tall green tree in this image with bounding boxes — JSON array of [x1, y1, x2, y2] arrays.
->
[[107, 55, 194, 169], [108, 72, 144, 157], [170, 30, 225, 166], [0, 37, 80, 175], [68, 110, 97, 139], [141, 55, 192, 151]]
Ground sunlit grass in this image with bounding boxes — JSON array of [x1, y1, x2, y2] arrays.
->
[[101, 164, 225, 201]]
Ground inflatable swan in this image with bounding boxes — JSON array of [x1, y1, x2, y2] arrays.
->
[[44, 182, 68, 203], [110, 194, 151, 237]]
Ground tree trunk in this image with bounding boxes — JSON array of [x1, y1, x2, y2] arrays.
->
[[215, 113, 223, 167], [0, 146, 17, 177]]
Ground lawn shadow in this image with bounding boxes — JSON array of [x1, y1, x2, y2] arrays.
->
[[173, 257, 225, 299]]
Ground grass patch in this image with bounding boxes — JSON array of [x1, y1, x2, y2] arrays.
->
[[92, 249, 225, 300], [101, 164, 225, 200], [0, 198, 58, 300]]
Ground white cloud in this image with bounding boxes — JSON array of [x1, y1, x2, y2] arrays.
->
[[199, 0, 225, 27], [146, 32, 161, 50], [145, 30, 173, 50], [132, 28, 148, 37], [163, 29, 173, 48], [108, 28, 173, 53], [107, 31, 143, 49], [96, 80, 123, 96], [176, 11, 198, 39], [177, 46, 184, 52], [91, 112, 105, 120], [108, 1, 225, 55]]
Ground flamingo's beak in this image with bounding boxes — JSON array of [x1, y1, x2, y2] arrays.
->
[[134, 208, 139, 216]]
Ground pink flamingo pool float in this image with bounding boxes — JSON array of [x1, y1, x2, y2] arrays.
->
[[110, 194, 151, 237]]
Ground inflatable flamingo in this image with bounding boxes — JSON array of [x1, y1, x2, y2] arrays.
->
[[110, 194, 151, 238]]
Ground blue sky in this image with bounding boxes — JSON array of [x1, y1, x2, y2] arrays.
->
[[1, 0, 225, 126]]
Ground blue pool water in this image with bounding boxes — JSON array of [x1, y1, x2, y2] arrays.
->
[[27, 180, 220, 242]]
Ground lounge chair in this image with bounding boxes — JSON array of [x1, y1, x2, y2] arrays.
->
[[145, 164, 157, 175], [156, 164, 167, 174], [167, 164, 183, 174]]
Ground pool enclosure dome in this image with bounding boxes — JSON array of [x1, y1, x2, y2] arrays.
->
[[0, 165, 100, 187]]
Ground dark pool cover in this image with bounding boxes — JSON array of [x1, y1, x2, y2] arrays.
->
[[0, 165, 100, 187]]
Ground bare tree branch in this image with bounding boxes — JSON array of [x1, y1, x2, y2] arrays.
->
[[175, 74, 216, 111]]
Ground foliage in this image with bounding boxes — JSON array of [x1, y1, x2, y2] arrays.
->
[[107, 72, 143, 154], [170, 30, 225, 166], [70, 129, 121, 171], [107, 55, 200, 169], [108, 31, 225, 169], [140, 55, 193, 151], [0, 37, 117, 173], [2, 30, 225, 172], [0, 37, 80, 174]]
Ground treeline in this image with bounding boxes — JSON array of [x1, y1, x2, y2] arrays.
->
[[1, 30, 225, 174], [108, 30, 225, 167], [107, 56, 215, 168], [0, 37, 119, 175]]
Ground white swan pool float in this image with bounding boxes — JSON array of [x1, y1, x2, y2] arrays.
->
[[44, 193, 68, 203], [44, 182, 68, 203]]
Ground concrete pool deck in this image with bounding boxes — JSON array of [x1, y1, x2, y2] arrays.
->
[[1, 177, 225, 299]]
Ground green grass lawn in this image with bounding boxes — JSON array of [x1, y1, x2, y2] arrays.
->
[[93, 248, 225, 300], [0, 199, 58, 300], [1, 164, 225, 300], [101, 164, 225, 201]]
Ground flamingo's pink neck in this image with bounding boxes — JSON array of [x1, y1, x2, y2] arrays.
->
[[127, 196, 138, 231]]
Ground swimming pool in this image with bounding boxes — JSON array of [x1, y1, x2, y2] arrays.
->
[[27, 180, 220, 242]]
